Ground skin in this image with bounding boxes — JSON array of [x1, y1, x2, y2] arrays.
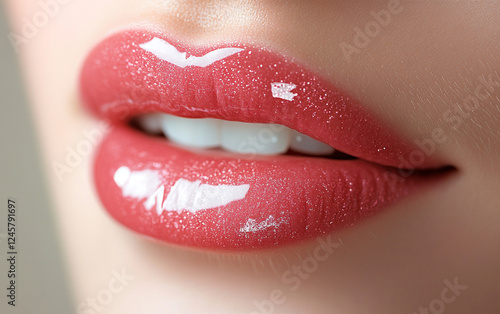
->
[[4, 0, 500, 313]]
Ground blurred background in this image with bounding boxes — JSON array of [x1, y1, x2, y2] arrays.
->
[[0, 3, 72, 314]]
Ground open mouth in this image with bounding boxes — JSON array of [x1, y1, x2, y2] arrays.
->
[[80, 28, 454, 250], [131, 113, 357, 159]]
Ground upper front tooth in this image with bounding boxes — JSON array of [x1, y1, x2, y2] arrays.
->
[[153, 114, 333, 156], [136, 113, 163, 134], [290, 130, 335, 155], [160, 114, 220, 148], [221, 121, 291, 155]]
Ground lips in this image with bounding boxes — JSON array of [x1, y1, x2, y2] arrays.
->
[[80, 28, 449, 250]]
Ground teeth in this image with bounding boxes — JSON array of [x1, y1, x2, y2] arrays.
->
[[159, 114, 220, 148], [138, 114, 334, 157], [290, 130, 335, 156], [136, 113, 163, 134], [221, 121, 291, 155]]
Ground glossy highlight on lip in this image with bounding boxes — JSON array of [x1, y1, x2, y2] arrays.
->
[[80, 28, 448, 250], [113, 166, 251, 214], [139, 36, 245, 68]]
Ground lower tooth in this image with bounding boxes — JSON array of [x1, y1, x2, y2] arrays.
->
[[160, 114, 220, 148], [221, 121, 291, 155], [290, 130, 335, 155]]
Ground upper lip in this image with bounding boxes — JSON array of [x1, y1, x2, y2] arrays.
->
[[80, 28, 443, 169]]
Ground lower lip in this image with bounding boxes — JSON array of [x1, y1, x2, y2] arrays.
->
[[94, 125, 443, 250]]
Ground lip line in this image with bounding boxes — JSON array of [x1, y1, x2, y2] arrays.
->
[[121, 119, 454, 175], [129, 122, 455, 177], [80, 29, 445, 170]]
